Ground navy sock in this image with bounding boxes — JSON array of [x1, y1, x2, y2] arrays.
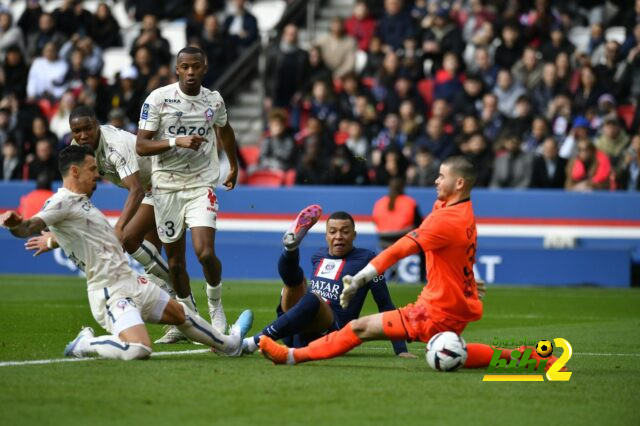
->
[[278, 248, 304, 287], [252, 292, 321, 345]]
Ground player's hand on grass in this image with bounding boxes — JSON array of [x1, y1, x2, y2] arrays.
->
[[25, 231, 54, 256], [476, 278, 486, 300], [0, 211, 22, 228], [176, 135, 207, 150], [397, 352, 418, 359], [222, 167, 238, 191]]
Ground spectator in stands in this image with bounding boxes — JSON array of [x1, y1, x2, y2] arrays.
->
[[620, 35, 640, 100], [433, 51, 464, 103], [131, 45, 157, 93], [376, 0, 415, 51], [345, 119, 369, 160], [521, 116, 550, 153], [372, 113, 407, 152], [308, 80, 338, 130], [53, 0, 92, 38], [414, 116, 456, 162], [259, 109, 297, 172], [325, 144, 368, 185], [565, 137, 611, 191], [60, 35, 104, 76], [593, 41, 625, 99], [1, 140, 21, 180], [362, 36, 385, 78], [452, 73, 484, 119], [345, 1, 377, 51], [588, 23, 606, 64], [296, 117, 332, 160], [130, 14, 171, 67], [22, 116, 57, 161], [0, 107, 15, 147], [49, 91, 75, 143], [479, 92, 505, 143], [295, 136, 327, 185], [461, 132, 493, 187], [304, 45, 333, 96], [224, 0, 258, 51], [89, 2, 122, 49], [494, 22, 523, 70], [353, 94, 380, 139], [106, 108, 131, 132], [595, 114, 630, 163], [553, 51, 574, 91], [621, 22, 640, 57], [573, 65, 603, 115], [490, 134, 533, 189], [18, 172, 54, 219], [505, 95, 534, 139], [615, 134, 640, 191], [26, 12, 65, 60], [17, 0, 43, 44], [468, 48, 496, 91], [371, 147, 408, 186], [198, 15, 234, 86], [26, 41, 68, 100], [77, 73, 110, 123], [264, 24, 308, 108], [337, 73, 362, 120], [317, 17, 357, 79], [27, 139, 60, 181], [2, 45, 28, 98], [0, 12, 24, 61], [110, 66, 144, 125], [406, 146, 438, 187], [530, 136, 567, 189], [385, 74, 424, 115], [398, 36, 423, 81], [58, 47, 87, 92], [493, 69, 526, 119], [186, 0, 211, 43], [462, 20, 497, 72], [511, 46, 543, 91], [532, 62, 562, 116], [540, 23, 575, 62], [398, 99, 422, 143], [421, 8, 464, 70], [372, 51, 400, 102]]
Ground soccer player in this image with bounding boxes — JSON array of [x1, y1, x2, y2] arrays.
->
[[259, 156, 564, 370], [242, 205, 414, 359], [1, 145, 253, 360], [136, 46, 239, 335], [25, 105, 188, 344]]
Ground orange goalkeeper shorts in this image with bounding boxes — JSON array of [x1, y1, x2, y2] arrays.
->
[[382, 303, 468, 343]]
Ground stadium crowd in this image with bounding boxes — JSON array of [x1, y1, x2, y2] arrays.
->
[[0, 0, 639, 192], [258, 0, 640, 191]]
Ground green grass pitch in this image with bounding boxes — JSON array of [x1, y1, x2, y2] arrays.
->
[[0, 275, 638, 426]]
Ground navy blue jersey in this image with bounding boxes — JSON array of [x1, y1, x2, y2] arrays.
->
[[309, 247, 408, 354]]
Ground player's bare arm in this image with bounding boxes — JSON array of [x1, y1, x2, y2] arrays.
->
[[114, 172, 145, 241], [1, 212, 48, 238], [136, 129, 207, 156], [215, 122, 239, 190]]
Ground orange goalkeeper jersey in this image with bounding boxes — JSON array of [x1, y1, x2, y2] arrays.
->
[[405, 198, 483, 323]]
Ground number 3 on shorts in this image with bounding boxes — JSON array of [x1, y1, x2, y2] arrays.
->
[[164, 220, 175, 237]]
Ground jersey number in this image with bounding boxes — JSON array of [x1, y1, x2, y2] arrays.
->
[[165, 221, 175, 237]]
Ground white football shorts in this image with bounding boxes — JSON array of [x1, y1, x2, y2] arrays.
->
[[87, 274, 170, 336], [141, 190, 154, 206], [152, 187, 218, 244]]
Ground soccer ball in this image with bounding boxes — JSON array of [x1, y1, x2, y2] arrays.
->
[[535, 340, 554, 358], [425, 331, 467, 372]]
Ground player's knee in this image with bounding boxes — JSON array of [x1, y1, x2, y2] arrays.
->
[[349, 318, 368, 336], [167, 257, 187, 273], [122, 343, 152, 360], [196, 247, 216, 265], [122, 233, 142, 254]]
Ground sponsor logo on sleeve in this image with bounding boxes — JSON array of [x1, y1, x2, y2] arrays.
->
[[141, 103, 150, 120]]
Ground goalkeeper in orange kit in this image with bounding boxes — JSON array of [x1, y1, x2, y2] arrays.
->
[[260, 156, 564, 371]]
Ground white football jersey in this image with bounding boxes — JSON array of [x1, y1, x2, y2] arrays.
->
[[138, 82, 228, 194], [35, 188, 133, 292], [73, 125, 152, 189]]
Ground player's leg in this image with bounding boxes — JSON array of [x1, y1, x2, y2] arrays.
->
[[190, 226, 227, 331], [163, 234, 197, 310], [124, 201, 172, 285], [260, 312, 389, 365], [160, 298, 253, 356], [243, 292, 334, 354]]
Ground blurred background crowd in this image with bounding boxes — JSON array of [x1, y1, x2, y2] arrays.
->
[[1, 0, 639, 192]]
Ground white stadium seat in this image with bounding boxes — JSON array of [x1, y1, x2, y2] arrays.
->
[[101, 47, 132, 83]]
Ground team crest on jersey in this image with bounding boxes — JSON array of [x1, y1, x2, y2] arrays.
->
[[315, 258, 345, 280], [204, 107, 214, 122], [141, 103, 150, 120]]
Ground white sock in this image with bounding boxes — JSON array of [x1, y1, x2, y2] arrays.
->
[[206, 282, 222, 302], [243, 337, 258, 353], [131, 241, 170, 283], [145, 274, 176, 298], [83, 335, 152, 360], [177, 294, 198, 313], [176, 303, 239, 354]]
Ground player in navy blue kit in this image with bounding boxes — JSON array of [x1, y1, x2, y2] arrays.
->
[[242, 205, 415, 358]]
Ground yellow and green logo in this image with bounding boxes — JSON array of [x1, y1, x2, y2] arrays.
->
[[482, 338, 572, 382]]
